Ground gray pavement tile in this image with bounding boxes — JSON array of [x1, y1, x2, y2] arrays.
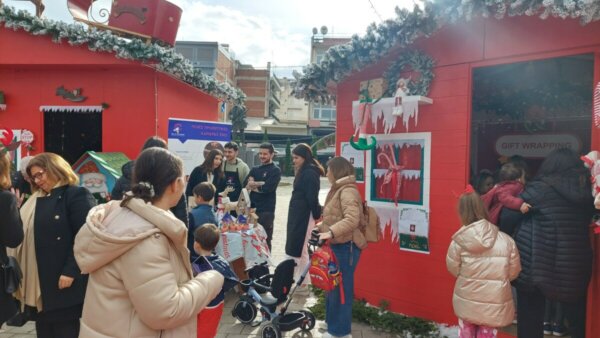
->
[[217, 322, 246, 334], [0, 334, 14, 338], [240, 324, 261, 335]]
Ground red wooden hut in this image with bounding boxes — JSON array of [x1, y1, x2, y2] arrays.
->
[[298, 1, 600, 337], [0, 5, 242, 163]]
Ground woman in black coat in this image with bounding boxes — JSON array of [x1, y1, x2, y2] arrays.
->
[[186, 149, 224, 205], [19, 153, 95, 338], [0, 152, 24, 326], [514, 148, 594, 338], [285, 144, 324, 283]]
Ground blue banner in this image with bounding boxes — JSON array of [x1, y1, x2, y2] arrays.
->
[[168, 119, 231, 143]]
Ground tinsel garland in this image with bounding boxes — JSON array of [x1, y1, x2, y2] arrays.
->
[[383, 50, 435, 97], [0, 5, 246, 107], [294, 0, 600, 103]]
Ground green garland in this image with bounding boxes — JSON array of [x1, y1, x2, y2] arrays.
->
[[294, 0, 600, 103], [383, 50, 435, 97], [0, 5, 246, 107], [309, 287, 446, 337]]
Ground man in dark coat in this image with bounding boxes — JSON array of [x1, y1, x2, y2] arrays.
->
[[514, 149, 594, 338]]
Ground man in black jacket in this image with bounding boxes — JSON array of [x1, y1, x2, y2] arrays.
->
[[244, 143, 281, 250]]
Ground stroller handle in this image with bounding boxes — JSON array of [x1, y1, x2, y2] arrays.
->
[[308, 228, 326, 247]]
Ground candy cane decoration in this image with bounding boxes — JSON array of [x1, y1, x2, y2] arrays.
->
[[594, 82, 600, 128], [377, 144, 404, 206]]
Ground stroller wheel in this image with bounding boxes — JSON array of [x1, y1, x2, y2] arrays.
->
[[300, 310, 316, 331], [260, 323, 281, 338], [232, 299, 257, 324]]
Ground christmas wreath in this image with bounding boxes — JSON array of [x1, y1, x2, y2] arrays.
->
[[383, 50, 435, 97]]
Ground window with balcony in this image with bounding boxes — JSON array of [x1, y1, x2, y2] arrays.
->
[[313, 104, 336, 122]]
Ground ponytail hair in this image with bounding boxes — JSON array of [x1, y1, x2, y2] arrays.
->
[[121, 148, 183, 207], [292, 143, 325, 176]]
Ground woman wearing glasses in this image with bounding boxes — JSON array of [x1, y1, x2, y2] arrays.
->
[[15, 153, 95, 338]]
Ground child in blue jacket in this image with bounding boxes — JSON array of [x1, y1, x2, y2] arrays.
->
[[192, 223, 238, 338]]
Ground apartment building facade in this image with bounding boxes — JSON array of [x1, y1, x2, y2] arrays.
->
[[309, 36, 350, 137]]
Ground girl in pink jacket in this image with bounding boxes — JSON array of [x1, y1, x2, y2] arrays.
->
[[446, 186, 521, 338]]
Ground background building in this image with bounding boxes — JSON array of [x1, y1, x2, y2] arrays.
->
[[308, 35, 350, 137], [175, 41, 236, 121]]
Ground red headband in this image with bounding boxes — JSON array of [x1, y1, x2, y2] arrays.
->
[[463, 184, 475, 195], [452, 184, 476, 198]]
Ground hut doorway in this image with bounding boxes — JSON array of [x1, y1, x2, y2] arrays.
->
[[470, 53, 593, 190], [43, 108, 102, 164]]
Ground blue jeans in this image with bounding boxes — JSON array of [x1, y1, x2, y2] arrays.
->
[[326, 242, 361, 336]]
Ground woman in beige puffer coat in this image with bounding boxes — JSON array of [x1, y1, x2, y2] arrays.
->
[[316, 157, 366, 338], [74, 148, 224, 338], [446, 189, 521, 336]]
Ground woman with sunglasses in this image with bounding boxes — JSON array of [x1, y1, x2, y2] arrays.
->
[[15, 153, 95, 337]]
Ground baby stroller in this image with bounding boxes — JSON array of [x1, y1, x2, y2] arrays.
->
[[231, 232, 322, 338]]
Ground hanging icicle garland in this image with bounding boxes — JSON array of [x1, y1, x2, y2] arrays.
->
[[383, 50, 435, 97], [0, 5, 246, 107], [294, 0, 600, 103]]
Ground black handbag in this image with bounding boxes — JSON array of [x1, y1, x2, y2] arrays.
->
[[1, 245, 22, 295], [2, 255, 22, 294]]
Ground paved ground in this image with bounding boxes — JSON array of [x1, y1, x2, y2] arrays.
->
[[0, 177, 395, 338]]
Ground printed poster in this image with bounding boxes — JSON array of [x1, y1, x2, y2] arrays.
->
[[398, 207, 430, 254], [167, 118, 232, 176], [340, 142, 365, 182]]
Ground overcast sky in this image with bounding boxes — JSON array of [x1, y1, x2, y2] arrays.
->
[[7, 0, 414, 76]]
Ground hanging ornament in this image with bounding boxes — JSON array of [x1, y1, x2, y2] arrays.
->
[[350, 80, 383, 151], [20, 129, 35, 156], [594, 82, 600, 128]]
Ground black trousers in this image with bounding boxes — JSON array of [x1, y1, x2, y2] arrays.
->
[[517, 287, 545, 338], [563, 298, 587, 338], [257, 211, 275, 251], [36, 319, 80, 338], [518, 287, 587, 338]]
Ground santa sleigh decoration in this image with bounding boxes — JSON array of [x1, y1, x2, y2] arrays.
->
[[66, 0, 182, 46]]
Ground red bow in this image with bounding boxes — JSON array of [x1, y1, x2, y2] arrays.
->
[[463, 184, 475, 195], [377, 144, 404, 206]]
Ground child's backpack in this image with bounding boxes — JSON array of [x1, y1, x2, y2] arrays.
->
[[308, 244, 345, 304], [361, 202, 381, 243]]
